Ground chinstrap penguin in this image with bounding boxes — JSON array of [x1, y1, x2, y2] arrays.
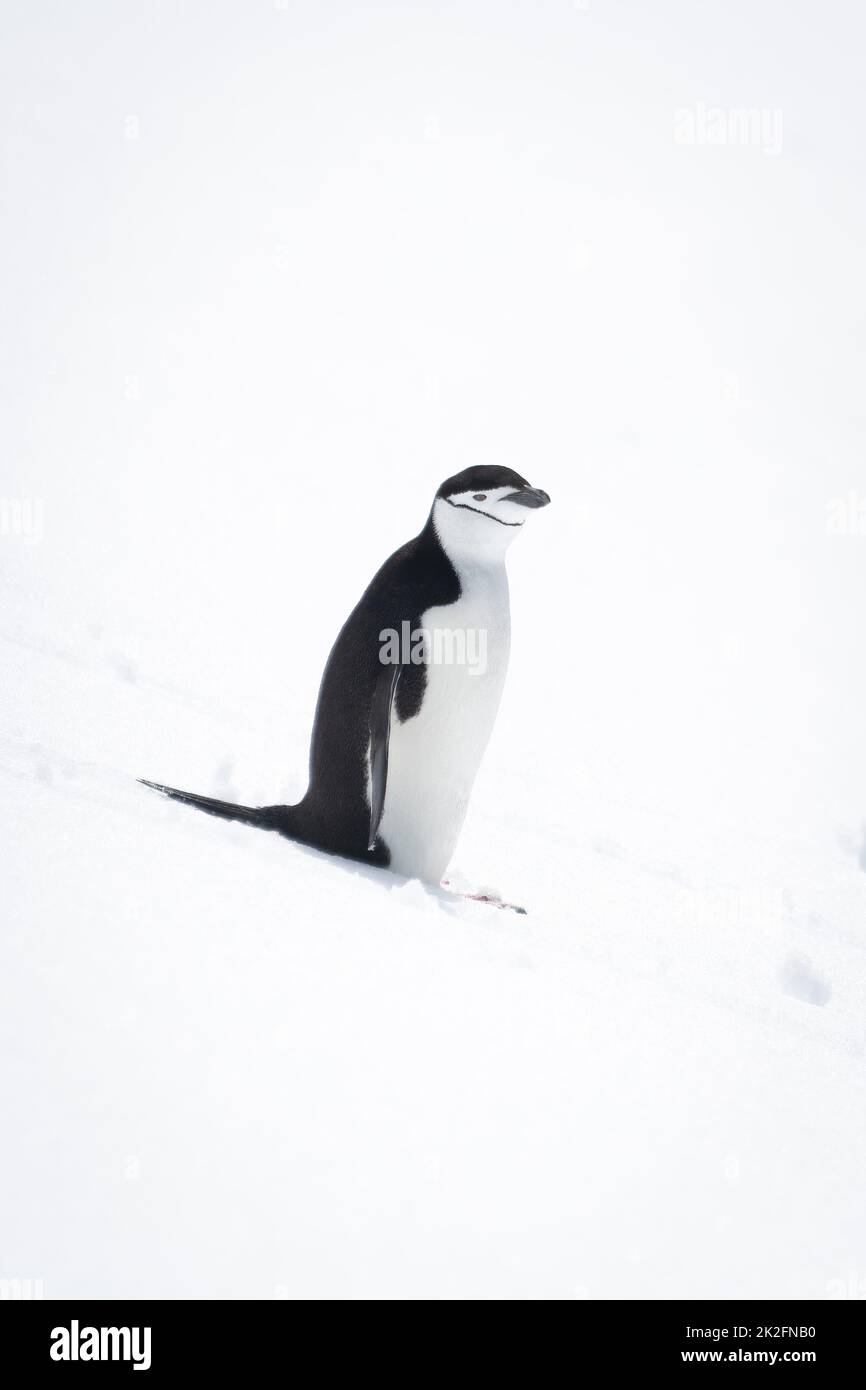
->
[[141, 466, 550, 884]]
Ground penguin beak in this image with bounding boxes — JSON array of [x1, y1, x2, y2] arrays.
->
[[504, 487, 551, 509]]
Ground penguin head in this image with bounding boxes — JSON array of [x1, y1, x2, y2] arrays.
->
[[431, 466, 551, 559]]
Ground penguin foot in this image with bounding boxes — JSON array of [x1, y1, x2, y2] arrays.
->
[[441, 880, 527, 915]]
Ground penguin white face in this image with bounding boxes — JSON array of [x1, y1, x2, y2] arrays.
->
[[431, 466, 550, 560]]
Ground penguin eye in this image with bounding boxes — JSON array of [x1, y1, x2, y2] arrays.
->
[[473, 493, 488, 501]]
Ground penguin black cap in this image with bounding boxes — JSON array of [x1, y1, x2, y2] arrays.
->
[[436, 465, 551, 509]]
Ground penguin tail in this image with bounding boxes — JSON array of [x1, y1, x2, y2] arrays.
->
[[138, 778, 292, 832]]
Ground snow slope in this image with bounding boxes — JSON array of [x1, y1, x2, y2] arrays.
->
[[2, 532, 865, 1299], [2, 0, 866, 1300]]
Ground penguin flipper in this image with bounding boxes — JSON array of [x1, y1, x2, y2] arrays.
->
[[368, 662, 401, 851]]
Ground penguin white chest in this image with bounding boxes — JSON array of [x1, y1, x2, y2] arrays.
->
[[378, 565, 511, 883]]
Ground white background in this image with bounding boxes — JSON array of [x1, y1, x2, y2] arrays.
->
[[2, 0, 865, 1299]]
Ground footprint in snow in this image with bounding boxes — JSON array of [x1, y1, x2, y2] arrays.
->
[[779, 954, 831, 1007]]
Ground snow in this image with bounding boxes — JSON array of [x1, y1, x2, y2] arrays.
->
[[2, 0, 866, 1299]]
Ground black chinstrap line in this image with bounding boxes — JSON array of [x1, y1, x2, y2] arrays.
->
[[443, 498, 525, 527]]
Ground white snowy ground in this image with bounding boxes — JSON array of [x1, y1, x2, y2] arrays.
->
[[3, 0, 866, 1301], [2, 526, 865, 1300]]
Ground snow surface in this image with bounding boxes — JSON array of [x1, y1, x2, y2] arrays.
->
[[2, 0, 866, 1299]]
